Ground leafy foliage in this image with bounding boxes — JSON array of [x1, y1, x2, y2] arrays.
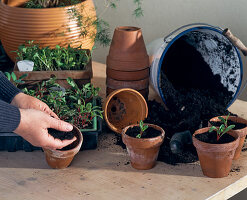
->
[[22, 0, 143, 47], [23, 77, 103, 129], [209, 114, 235, 141], [136, 120, 148, 138], [15, 41, 90, 71], [4, 72, 27, 87]]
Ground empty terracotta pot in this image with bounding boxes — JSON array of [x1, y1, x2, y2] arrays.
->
[[122, 123, 165, 170], [106, 77, 149, 91], [106, 87, 149, 100], [43, 126, 83, 169], [209, 116, 247, 160], [106, 67, 149, 81], [107, 26, 149, 71], [193, 127, 239, 178], [0, 0, 96, 62], [103, 88, 148, 134]]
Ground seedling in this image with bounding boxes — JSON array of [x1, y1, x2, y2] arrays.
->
[[136, 120, 148, 138], [4, 72, 27, 87], [209, 113, 235, 141]]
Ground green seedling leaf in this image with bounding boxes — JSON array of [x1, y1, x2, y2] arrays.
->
[[209, 126, 217, 132], [11, 72, 17, 81], [222, 125, 235, 135]]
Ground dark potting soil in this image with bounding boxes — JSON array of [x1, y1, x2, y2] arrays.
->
[[195, 131, 235, 144], [48, 128, 74, 140], [125, 126, 161, 138], [143, 35, 238, 165], [209, 120, 247, 130]]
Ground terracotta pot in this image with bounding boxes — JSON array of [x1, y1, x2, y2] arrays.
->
[[122, 123, 165, 170], [209, 116, 247, 160], [192, 127, 239, 178], [107, 26, 149, 71], [106, 87, 149, 100], [0, 0, 96, 62], [106, 77, 149, 91], [103, 88, 148, 134], [107, 56, 149, 71], [43, 125, 83, 169], [106, 67, 149, 81], [6, 0, 28, 7]]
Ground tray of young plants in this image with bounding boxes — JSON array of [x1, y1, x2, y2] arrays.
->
[[13, 41, 93, 89], [0, 75, 103, 151]]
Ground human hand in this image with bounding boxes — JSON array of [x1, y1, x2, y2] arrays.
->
[[11, 92, 58, 118], [14, 109, 76, 150]]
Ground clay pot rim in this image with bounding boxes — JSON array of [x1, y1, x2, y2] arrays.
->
[[103, 88, 148, 134], [209, 116, 247, 137], [192, 127, 240, 152], [43, 125, 83, 155], [0, 0, 88, 11], [116, 26, 140, 32], [122, 123, 165, 141]]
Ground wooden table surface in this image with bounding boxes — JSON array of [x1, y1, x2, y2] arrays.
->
[[0, 62, 247, 200]]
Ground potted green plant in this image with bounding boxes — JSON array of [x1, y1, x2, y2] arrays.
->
[[0, 0, 143, 62], [192, 121, 240, 178], [209, 114, 247, 160], [122, 120, 165, 170], [14, 41, 93, 88]]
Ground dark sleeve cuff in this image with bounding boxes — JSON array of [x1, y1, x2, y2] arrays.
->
[[0, 72, 21, 103], [0, 100, 20, 133]]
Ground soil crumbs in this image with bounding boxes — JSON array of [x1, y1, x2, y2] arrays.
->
[[195, 131, 235, 144], [48, 128, 74, 140], [125, 126, 161, 138]]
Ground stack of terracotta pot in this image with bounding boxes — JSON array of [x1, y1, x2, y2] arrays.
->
[[106, 26, 150, 99]]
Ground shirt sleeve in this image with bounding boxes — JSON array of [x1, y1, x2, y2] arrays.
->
[[0, 72, 21, 103], [0, 100, 20, 132]]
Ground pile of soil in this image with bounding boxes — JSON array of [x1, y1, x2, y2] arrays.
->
[[209, 120, 247, 130], [143, 36, 237, 165], [48, 128, 74, 140], [125, 126, 161, 138], [195, 131, 235, 144]]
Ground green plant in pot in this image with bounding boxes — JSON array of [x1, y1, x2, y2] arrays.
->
[[122, 120, 165, 170], [0, 0, 143, 62], [192, 118, 240, 178], [22, 76, 103, 168], [14, 42, 93, 89], [209, 114, 247, 160]]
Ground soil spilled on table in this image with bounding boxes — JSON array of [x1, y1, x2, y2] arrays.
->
[[114, 35, 238, 165], [144, 36, 236, 165]]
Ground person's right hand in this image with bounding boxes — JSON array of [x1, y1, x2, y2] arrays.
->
[[14, 109, 76, 150]]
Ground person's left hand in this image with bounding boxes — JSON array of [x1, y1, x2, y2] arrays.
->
[[11, 92, 58, 119]]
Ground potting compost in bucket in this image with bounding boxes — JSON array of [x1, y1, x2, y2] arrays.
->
[[145, 24, 243, 164]]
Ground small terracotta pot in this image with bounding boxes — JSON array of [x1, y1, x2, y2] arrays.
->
[[122, 124, 165, 170], [106, 87, 149, 100], [209, 116, 247, 160], [107, 56, 149, 71], [103, 88, 148, 134], [106, 67, 149, 81], [43, 126, 83, 169], [193, 127, 239, 178], [108, 26, 148, 60], [106, 77, 149, 91]]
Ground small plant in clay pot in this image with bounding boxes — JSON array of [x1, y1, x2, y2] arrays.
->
[[122, 120, 165, 170], [209, 114, 247, 160], [192, 122, 240, 178], [23, 77, 102, 168]]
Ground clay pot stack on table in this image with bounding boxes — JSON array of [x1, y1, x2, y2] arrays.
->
[[106, 26, 150, 99]]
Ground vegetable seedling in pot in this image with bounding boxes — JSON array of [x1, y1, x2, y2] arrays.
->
[[136, 120, 149, 138], [209, 113, 235, 141]]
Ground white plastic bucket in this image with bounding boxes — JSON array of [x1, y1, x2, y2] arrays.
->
[[148, 23, 243, 108]]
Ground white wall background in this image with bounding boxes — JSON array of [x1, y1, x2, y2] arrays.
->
[[92, 0, 247, 101]]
